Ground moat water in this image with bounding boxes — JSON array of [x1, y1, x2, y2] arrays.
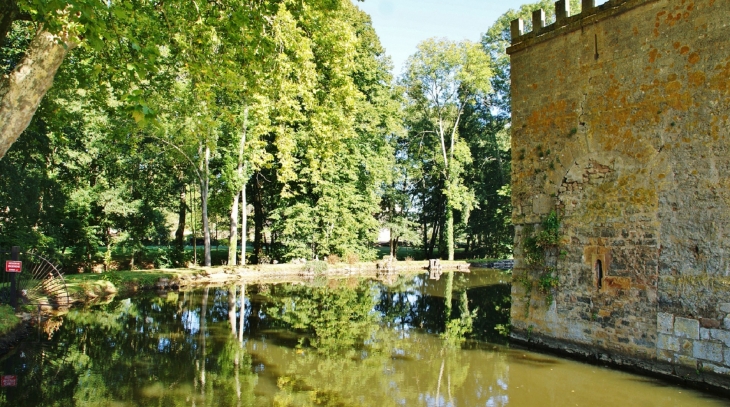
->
[[0, 269, 726, 406]]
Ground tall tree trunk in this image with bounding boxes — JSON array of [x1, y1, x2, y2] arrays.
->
[[252, 174, 264, 263], [428, 218, 439, 258], [192, 184, 197, 265], [389, 231, 395, 258], [240, 188, 247, 265], [175, 177, 186, 255], [104, 228, 112, 272], [446, 206, 454, 261], [437, 209, 446, 258], [229, 190, 240, 266], [229, 108, 248, 266], [201, 145, 211, 267], [0, 28, 75, 159], [422, 214, 428, 259], [215, 218, 219, 251]]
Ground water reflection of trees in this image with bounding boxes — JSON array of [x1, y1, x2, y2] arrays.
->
[[0, 271, 511, 406], [251, 272, 511, 406], [374, 271, 510, 344], [0, 287, 258, 406], [259, 279, 378, 352]]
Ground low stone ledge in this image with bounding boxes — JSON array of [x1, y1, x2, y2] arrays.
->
[[510, 327, 730, 397]]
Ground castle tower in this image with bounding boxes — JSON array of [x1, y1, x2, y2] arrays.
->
[[508, 0, 730, 390]]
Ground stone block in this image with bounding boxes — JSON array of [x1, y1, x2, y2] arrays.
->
[[656, 349, 674, 363], [581, 0, 595, 13], [555, 0, 570, 22], [657, 333, 679, 351], [510, 19, 524, 40], [680, 338, 694, 356], [725, 348, 730, 367], [532, 9, 545, 31], [532, 194, 552, 215], [724, 317, 730, 330], [604, 276, 631, 290], [710, 329, 730, 347], [719, 303, 730, 313], [693, 341, 724, 363], [657, 312, 674, 334], [700, 318, 721, 329], [701, 328, 711, 340], [674, 317, 700, 339]]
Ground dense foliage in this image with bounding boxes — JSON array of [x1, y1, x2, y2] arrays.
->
[[0, 1, 568, 270]]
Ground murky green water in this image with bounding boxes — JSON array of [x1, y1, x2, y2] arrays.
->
[[0, 270, 726, 406]]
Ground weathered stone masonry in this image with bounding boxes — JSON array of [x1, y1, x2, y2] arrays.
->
[[508, 0, 730, 391]]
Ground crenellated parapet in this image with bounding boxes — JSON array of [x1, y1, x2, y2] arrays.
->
[[508, 0, 655, 52]]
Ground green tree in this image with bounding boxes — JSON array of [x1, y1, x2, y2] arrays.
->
[[1, 0, 401, 271], [401, 38, 492, 260], [456, 0, 584, 260], [243, 1, 399, 262]]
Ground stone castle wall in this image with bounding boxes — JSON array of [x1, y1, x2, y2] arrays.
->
[[508, 0, 730, 391]]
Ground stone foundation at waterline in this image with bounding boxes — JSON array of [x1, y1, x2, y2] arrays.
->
[[656, 312, 730, 376], [507, 0, 730, 391]]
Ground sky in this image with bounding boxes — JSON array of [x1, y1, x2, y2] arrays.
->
[[355, 0, 532, 76]]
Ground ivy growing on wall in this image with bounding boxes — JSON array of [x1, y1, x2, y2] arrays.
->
[[521, 210, 561, 306]]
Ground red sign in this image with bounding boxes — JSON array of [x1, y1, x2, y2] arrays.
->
[[4, 261, 21, 273], [1, 375, 17, 387]]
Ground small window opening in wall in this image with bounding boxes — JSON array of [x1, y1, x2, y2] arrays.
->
[[596, 260, 603, 289]]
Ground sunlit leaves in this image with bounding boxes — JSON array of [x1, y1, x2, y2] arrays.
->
[[400, 38, 492, 259]]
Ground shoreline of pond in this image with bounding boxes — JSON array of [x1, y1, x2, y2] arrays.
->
[[63, 259, 471, 300], [63, 259, 471, 301], [0, 259, 474, 352]]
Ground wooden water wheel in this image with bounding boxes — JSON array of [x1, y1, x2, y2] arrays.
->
[[0, 249, 70, 310]]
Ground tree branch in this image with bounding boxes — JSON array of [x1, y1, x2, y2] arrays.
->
[[145, 134, 204, 184], [0, 28, 75, 160]]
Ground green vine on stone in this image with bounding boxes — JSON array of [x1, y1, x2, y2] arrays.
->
[[538, 267, 559, 304], [521, 210, 561, 306]]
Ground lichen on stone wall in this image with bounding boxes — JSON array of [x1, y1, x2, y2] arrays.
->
[[508, 0, 730, 392]]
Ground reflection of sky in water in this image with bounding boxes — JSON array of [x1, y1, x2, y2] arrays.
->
[[157, 337, 170, 352], [182, 310, 200, 334], [421, 394, 452, 407], [486, 395, 508, 407]]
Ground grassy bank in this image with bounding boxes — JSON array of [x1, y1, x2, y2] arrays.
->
[[64, 269, 196, 301], [0, 305, 20, 336]]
